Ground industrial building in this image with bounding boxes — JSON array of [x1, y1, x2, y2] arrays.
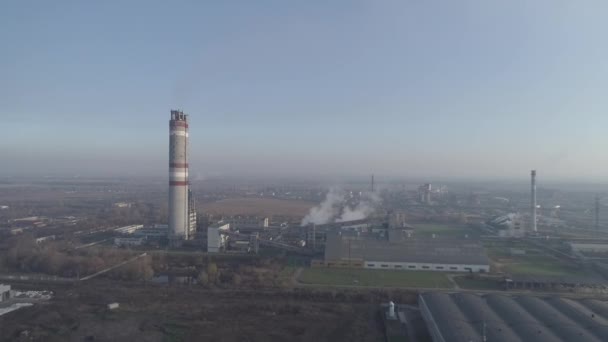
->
[[488, 213, 526, 238], [226, 215, 269, 233], [419, 183, 432, 204], [168, 110, 197, 245], [420, 292, 608, 342], [207, 222, 230, 253], [0, 284, 10, 302], [321, 233, 490, 272]]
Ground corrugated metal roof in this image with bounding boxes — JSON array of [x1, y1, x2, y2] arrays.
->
[[420, 292, 608, 342]]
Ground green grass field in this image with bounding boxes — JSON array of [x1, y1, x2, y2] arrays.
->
[[503, 261, 586, 277], [299, 268, 452, 288], [483, 241, 588, 277], [414, 223, 479, 238]]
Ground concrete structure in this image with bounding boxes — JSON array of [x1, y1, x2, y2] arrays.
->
[[324, 233, 490, 272], [531, 170, 537, 232], [207, 222, 230, 253], [420, 292, 608, 342], [0, 284, 10, 302], [169, 110, 193, 244]]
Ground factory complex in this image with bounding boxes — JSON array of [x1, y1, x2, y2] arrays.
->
[[319, 232, 490, 273]]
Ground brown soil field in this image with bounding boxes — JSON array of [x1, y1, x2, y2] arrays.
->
[[200, 197, 315, 217], [0, 281, 416, 342]]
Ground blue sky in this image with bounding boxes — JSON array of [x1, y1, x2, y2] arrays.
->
[[1, 1, 607, 181]]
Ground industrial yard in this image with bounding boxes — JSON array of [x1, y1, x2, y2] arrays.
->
[[0, 280, 403, 342]]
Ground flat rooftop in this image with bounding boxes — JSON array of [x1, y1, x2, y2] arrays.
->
[[420, 292, 608, 342], [325, 234, 489, 265]]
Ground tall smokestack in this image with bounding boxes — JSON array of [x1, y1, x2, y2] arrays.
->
[[169, 110, 190, 243], [531, 170, 537, 232], [371, 174, 375, 192], [596, 195, 600, 231]]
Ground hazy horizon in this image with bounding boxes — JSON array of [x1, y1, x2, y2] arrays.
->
[[2, 1, 608, 182]]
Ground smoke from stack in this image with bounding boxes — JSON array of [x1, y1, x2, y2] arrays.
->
[[301, 188, 381, 226]]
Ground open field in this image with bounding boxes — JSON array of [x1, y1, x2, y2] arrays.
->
[[199, 197, 315, 217], [0, 281, 414, 342], [299, 268, 452, 288], [484, 240, 589, 277], [414, 223, 480, 238]]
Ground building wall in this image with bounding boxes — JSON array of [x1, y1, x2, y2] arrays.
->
[[363, 261, 489, 273]]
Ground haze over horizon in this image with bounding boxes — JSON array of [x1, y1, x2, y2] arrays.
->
[[2, 1, 607, 182]]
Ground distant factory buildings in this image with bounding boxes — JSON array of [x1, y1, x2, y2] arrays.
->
[[419, 183, 432, 204], [319, 232, 490, 273]]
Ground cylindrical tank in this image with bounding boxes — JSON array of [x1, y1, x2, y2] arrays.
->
[[169, 110, 189, 240], [388, 301, 395, 318]]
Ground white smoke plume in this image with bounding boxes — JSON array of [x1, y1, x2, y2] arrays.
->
[[336, 191, 381, 222], [301, 188, 345, 226], [301, 188, 381, 226]]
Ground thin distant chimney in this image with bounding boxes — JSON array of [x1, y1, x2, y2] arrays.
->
[[371, 174, 375, 192], [596, 195, 600, 231], [531, 170, 537, 232]]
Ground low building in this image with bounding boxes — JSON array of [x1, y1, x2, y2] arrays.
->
[[323, 233, 490, 273], [114, 224, 144, 234], [569, 243, 608, 253], [0, 284, 10, 302], [35, 235, 56, 244], [114, 237, 145, 247], [113, 202, 132, 208]]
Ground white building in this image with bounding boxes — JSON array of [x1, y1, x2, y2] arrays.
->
[[0, 284, 11, 302], [207, 222, 230, 253], [114, 224, 144, 234]]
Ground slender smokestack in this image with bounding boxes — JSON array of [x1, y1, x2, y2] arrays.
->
[[371, 174, 374, 192], [531, 170, 537, 232], [169, 110, 190, 242], [596, 195, 600, 231]]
